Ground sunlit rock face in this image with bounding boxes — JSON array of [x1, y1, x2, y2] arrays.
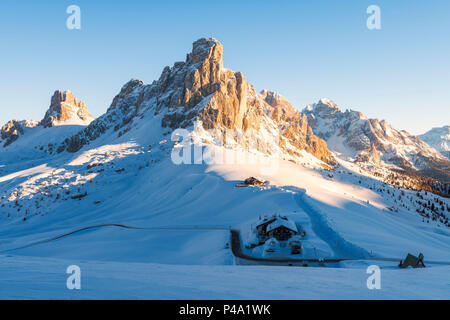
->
[[303, 99, 450, 181]]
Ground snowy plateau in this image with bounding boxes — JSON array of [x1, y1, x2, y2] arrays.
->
[[0, 38, 449, 300]]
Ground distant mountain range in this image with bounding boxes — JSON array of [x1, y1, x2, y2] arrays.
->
[[419, 126, 450, 160]]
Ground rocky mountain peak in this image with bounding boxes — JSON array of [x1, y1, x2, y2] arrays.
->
[[41, 90, 94, 128], [56, 38, 335, 166]]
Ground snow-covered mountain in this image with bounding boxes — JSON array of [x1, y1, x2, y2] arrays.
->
[[0, 90, 94, 158], [41, 90, 94, 128], [303, 99, 450, 183], [419, 126, 450, 160], [1, 38, 449, 299], [55, 38, 334, 166]]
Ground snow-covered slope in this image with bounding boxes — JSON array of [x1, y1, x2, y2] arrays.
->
[[419, 126, 450, 160], [1, 38, 449, 299]]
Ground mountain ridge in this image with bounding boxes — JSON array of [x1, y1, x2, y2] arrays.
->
[[303, 98, 450, 184], [419, 125, 450, 160]]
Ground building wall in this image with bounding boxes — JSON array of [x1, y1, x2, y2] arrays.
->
[[268, 227, 296, 241]]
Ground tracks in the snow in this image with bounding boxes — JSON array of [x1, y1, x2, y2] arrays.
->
[[292, 189, 370, 259], [0, 223, 230, 253]]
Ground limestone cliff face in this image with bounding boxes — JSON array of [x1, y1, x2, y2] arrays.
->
[[355, 144, 381, 165], [57, 38, 335, 166], [41, 90, 93, 128]]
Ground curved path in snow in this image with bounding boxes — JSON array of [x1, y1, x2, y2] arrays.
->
[[0, 223, 230, 253]]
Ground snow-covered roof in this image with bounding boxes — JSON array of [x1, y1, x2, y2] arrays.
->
[[266, 218, 298, 233], [255, 216, 277, 228]]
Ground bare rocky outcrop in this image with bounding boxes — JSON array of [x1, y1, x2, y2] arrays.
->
[[259, 90, 333, 164], [1, 120, 24, 147], [157, 38, 250, 131], [41, 90, 93, 128], [261, 90, 298, 123]]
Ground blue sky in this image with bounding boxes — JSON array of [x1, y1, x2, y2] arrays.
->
[[0, 0, 449, 134]]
